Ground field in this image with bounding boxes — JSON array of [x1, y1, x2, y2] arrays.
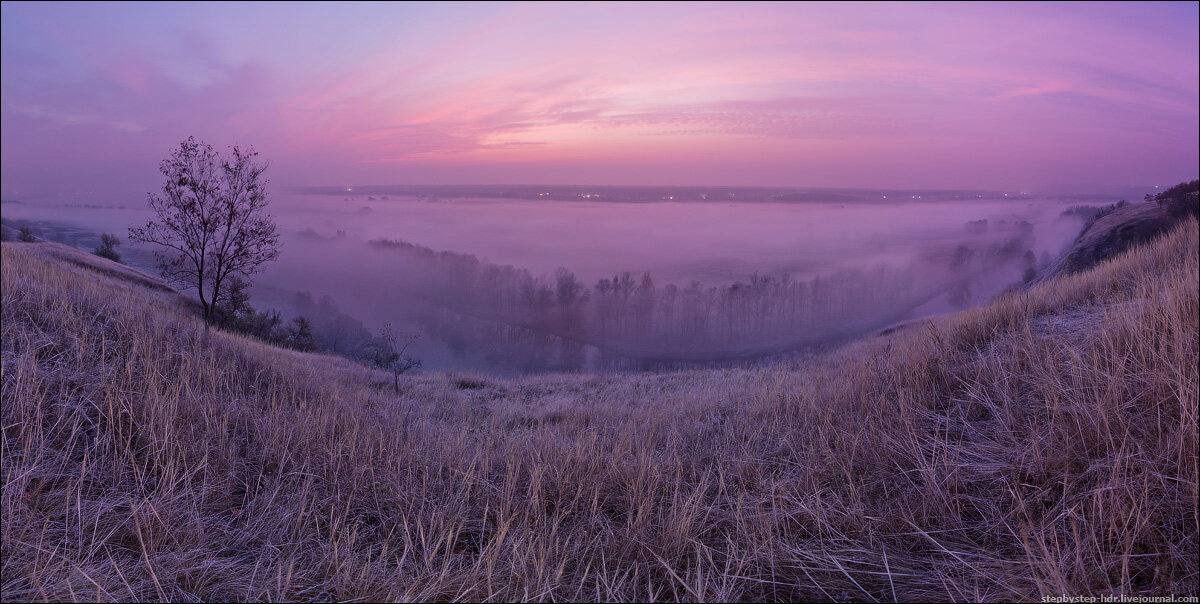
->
[[1, 218, 1197, 601]]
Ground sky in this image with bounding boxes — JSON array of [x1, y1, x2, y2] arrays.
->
[[2, 1, 1197, 200]]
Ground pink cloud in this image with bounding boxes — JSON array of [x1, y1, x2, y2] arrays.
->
[[2, 2, 1196, 194]]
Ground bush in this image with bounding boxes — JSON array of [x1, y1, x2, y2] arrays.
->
[[92, 233, 122, 263], [1153, 179, 1199, 218], [17, 225, 36, 242], [285, 316, 317, 352], [212, 276, 323, 354]]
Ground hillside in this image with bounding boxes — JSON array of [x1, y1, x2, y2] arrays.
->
[[2, 219, 1197, 601], [1037, 199, 1188, 282]]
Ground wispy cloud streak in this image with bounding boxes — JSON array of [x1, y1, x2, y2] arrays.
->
[[2, 2, 1196, 195]]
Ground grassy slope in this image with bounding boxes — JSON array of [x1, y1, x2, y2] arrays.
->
[[1035, 200, 1178, 284], [1, 220, 1197, 602]]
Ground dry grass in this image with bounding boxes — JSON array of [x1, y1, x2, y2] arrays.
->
[[2, 220, 1197, 602]]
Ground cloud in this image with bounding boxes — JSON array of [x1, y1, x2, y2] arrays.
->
[[2, 2, 1197, 193]]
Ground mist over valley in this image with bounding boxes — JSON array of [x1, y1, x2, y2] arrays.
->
[[2, 184, 1121, 373]]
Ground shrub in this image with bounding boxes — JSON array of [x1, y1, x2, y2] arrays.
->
[[1154, 179, 1199, 218], [92, 233, 122, 263]]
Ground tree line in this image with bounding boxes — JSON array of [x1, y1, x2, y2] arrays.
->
[[366, 229, 1035, 369]]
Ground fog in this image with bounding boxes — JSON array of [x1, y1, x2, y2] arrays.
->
[[1, 185, 1127, 374]]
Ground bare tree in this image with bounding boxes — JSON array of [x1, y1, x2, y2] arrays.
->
[[130, 137, 280, 328], [372, 323, 422, 393]]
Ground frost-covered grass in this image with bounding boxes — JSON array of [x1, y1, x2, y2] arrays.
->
[[2, 219, 1196, 601]]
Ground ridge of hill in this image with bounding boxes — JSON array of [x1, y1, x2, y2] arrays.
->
[[1, 218, 1196, 601], [1036, 183, 1199, 284]]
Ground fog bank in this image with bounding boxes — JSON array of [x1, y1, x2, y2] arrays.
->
[[1, 186, 1126, 373]]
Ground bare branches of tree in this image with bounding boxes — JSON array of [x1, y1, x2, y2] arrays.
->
[[372, 323, 422, 393], [130, 137, 280, 328]]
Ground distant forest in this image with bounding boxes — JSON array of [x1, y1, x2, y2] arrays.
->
[[363, 220, 1041, 371]]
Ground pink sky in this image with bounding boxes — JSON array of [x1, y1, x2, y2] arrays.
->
[[2, 2, 1197, 199]]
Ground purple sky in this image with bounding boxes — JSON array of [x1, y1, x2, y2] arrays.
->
[[2, 2, 1197, 200]]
